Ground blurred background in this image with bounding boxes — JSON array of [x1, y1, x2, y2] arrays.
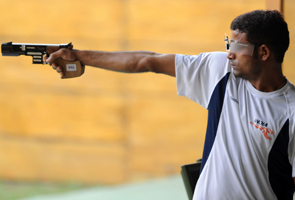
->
[[0, 0, 294, 199]]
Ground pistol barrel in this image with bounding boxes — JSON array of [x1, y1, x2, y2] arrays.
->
[[1, 42, 71, 55], [1, 42, 72, 63], [1, 42, 22, 56]]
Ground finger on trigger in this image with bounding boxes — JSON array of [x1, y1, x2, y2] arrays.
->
[[56, 66, 62, 73], [52, 63, 57, 69]]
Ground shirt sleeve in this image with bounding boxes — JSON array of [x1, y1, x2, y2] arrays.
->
[[175, 51, 230, 109]]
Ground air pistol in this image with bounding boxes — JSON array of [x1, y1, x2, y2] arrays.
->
[[1, 42, 84, 78]]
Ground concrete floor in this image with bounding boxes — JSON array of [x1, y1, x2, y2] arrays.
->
[[19, 175, 188, 200]]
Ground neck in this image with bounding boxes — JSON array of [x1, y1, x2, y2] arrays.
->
[[250, 63, 286, 92]]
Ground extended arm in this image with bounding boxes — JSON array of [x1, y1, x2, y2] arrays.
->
[[45, 49, 176, 77]]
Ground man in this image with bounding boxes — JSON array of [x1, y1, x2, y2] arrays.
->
[[46, 10, 295, 200]]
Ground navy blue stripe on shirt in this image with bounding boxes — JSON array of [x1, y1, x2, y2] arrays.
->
[[268, 119, 294, 200], [200, 72, 230, 174]]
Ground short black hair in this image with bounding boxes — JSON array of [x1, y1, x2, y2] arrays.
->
[[230, 10, 289, 63]]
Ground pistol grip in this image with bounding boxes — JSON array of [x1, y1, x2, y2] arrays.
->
[[55, 58, 84, 79]]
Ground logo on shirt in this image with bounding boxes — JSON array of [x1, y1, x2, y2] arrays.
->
[[230, 96, 239, 104], [249, 119, 273, 140]]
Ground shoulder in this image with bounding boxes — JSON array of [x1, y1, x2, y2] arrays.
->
[[286, 81, 295, 103], [175, 51, 230, 72], [285, 81, 295, 124], [176, 51, 228, 63]]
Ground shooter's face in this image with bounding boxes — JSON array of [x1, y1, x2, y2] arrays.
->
[[226, 30, 262, 81]]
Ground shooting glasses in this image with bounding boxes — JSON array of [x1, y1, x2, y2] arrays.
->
[[224, 33, 255, 56]]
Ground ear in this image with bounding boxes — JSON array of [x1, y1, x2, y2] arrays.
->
[[260, 45, 270, 61]]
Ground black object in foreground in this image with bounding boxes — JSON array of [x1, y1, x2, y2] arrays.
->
[[181, 159, 202, 200]]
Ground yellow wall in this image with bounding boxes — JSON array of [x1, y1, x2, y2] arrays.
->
[[0, 0, 293, 184], [284, 0, 295, 82]]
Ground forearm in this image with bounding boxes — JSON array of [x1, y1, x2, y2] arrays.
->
[[75, 50, 159, 73]]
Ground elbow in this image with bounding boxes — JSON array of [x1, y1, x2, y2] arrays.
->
[[133, 54, 175, 76], [136, 56, 155, 73]]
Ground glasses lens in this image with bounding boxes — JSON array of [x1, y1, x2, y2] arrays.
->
[[229, 41, 254, 56]]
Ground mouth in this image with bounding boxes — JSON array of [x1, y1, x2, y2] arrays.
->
[[230, 61, 238, 69]]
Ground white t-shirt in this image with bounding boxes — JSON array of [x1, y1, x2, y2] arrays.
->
[[175, 52, 295, 200]]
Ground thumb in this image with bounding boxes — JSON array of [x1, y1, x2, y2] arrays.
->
[[45, 49, 63, 64]]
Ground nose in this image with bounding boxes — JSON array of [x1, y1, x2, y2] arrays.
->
[[227, 51, 235, 60]]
